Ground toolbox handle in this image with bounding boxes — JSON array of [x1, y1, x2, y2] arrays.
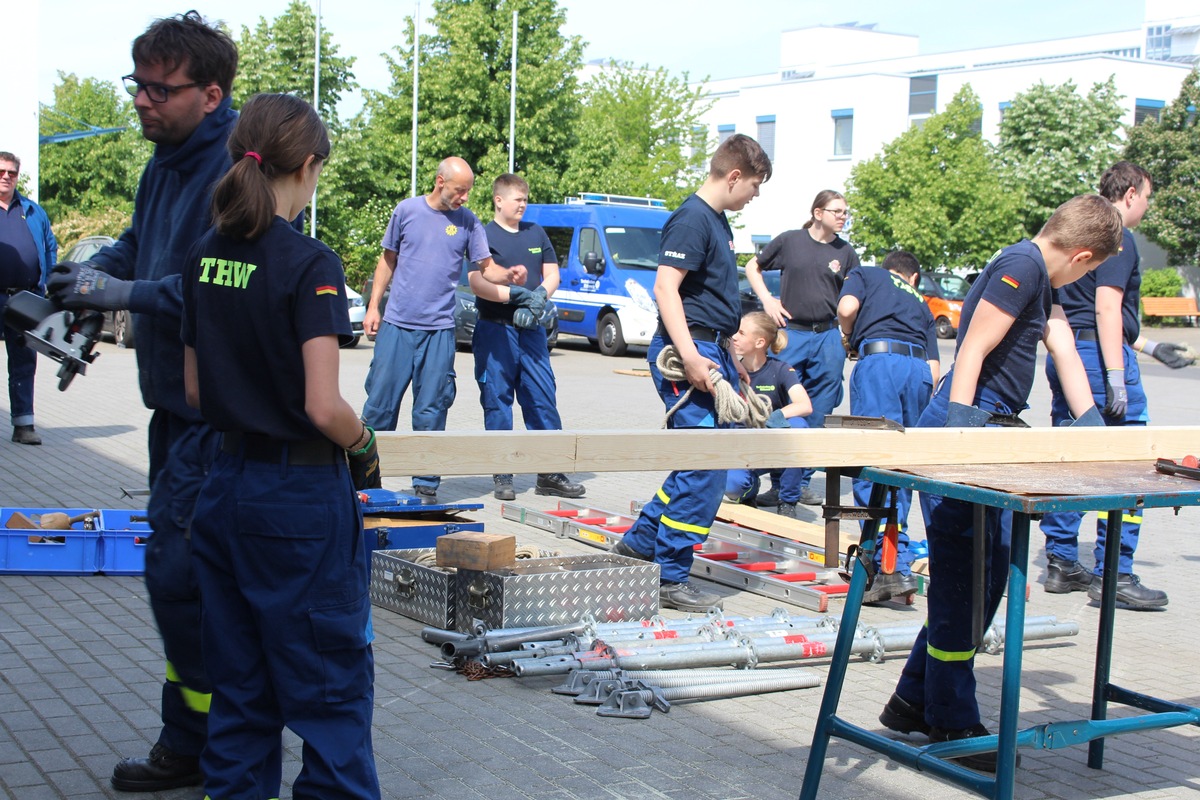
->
[[466, 578, 491, 610], [394, 568, 416, 598]]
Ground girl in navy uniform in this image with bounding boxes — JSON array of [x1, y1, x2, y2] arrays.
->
[[724, 311, 812, 515], [181, 93, 381, 800]]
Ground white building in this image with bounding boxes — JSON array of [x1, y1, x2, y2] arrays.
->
[[700, 0, 1200, 256]]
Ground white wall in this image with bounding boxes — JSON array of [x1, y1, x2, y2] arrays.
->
[[5, 0, 40, 199]]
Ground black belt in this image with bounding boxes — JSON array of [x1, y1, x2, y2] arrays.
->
[[479, 314, 515, 326], [1074, 329, 1098, 342], [221, 432, 342, 465], [787, 319, 836, 333], [860, 341, 927, 360], [658, 323, 732, 349]]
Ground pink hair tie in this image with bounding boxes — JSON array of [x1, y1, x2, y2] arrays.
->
[[244, 151, 263, 165]]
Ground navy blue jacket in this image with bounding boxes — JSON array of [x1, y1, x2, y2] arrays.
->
[[9, 192, 58, 287], [90, 97, 237, 419]]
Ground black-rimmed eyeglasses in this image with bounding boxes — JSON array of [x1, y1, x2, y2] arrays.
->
[[122, 75, 209, 103]]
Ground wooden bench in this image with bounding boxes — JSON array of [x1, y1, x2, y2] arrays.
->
[[1141, 296, 1199, 326]]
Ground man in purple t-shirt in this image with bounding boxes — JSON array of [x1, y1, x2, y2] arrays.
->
[[362, 157, 522, 502]]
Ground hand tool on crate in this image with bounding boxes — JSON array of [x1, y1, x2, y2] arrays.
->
[[5, 509, 100, 543], [822, 415, 905, 432]]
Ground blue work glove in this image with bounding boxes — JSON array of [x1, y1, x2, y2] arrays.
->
[[1144, 340, 1194, 369], [539, 300, 558, 329], [48, 262, 133, 311], [526, 285, 549, 318], [944, 401, 992, 428], [1069, 406, 1105, 427], [513, 307, 539, 330], [765, 409, 789, 429], [1103, 368, 1127, 419], [507, 285, 532, 305]]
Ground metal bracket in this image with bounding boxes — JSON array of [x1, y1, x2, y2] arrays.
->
[[823, 415, 905, 432], [394, 568, 416, 598]]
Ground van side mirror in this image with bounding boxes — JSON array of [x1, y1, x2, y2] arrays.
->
[[583, 251, 604, 275]]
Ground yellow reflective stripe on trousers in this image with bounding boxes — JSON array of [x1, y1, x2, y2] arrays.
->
[[660, 513, 710, 537], [1123, 512, 1142, 524], [165, 660, 212, 714], [927, 644, 976, 662]]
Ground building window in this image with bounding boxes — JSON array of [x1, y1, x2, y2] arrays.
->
[[999, 101, 1011, 122], [831, 108, 853, 156], [1135, 98, 1165, 125], [909, 75, 937, 116], [756, 115, 776, 160], [751, 234, 771, 255], [969, 103, 983, 136], [717, 124, 735, 144], [1146, 24, 1172, 61]]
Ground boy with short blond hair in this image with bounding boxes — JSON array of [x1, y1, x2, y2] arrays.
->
[[879, 193, 1121, 773]]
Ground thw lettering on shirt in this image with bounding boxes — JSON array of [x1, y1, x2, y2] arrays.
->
[[198, 257, 258, 289]]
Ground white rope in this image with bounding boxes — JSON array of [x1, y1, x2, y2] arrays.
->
[[655, 345, 773, 429]]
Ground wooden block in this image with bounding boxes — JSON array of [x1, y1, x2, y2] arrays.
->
[[716, 502, 856, 553], [5, 511, 37, 529], [436, 532, 516, 571]]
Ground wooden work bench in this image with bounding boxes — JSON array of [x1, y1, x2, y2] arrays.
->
[[799, 461, 1200, 800]]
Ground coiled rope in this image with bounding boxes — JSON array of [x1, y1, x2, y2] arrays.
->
[[655, 345, 773, 429]]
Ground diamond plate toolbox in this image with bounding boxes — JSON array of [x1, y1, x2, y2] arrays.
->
[[455, 554, 659, 631], [370, 548, 455, 629]]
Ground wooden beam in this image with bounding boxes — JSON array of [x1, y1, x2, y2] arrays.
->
[[374, 426, 1200, 477]]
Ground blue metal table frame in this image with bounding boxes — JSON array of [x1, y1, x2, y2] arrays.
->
[[800, 462, 1200, 799]]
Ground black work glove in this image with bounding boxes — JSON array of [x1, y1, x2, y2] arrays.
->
[[525, 285, 549, 318], [1070, 406, 1105, 427], [1145, 340, 1194, 369], [507, 284, 532, 305], [1103, 368, 1127, 419], [346, 427, 382, 490], [944, 401, 992, 428], [513, 307, 539, 329], [48, 262, 133, 311]]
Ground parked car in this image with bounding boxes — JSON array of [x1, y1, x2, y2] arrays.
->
[[737, 266, 783, 317], [60, 235, 133, 347], [344, 284, 364, 348], [362, 262, 559, 351], [918, 271, 971, 339]]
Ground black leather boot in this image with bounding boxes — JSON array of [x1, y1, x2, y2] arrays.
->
[[111, 743, 202, 792]]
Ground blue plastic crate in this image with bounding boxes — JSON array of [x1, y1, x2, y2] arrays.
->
[[97, 510, 150, 575], [1, 508, 102, 575]]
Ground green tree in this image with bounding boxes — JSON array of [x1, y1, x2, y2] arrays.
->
[[997, 77, 1124, 235], [846, 85, 1025, 269], [1123, 69, 1200, 266], [319, 0, 584, 286], [560, 62, 711, 208], [37, 74, 150, 223], [234, 0, 357, 125]]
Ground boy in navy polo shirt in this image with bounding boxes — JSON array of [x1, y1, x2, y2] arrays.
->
[[837, 250, 940, 605], [610, 133, 772, 612], [877, 195, 1121, 773], [467, 173, 585, 501]]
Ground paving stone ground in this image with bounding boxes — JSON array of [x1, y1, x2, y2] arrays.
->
[[3, 329, 1200, 799]]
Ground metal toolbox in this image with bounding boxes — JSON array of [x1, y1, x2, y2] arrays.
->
[[370, 548, 456, 629], [455, 554, 659, 631]]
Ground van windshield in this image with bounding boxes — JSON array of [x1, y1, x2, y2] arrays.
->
[[604, 226, 663, 270]]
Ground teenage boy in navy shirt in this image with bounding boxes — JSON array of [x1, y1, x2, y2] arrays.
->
[[1040, 161, 1191, 609], [837, 250, 939, 604], [611, 133, 772, 612], [468, 173, 585, 501], [879, 194, 1121, 773]]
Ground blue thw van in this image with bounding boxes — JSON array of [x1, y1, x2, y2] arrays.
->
[[523, 193, 670, 356]]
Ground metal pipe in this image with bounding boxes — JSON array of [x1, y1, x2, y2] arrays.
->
[[421, 627, 471, 645]]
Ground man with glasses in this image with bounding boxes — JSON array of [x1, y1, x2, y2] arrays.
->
[[0, 151, 57, 445], [48, 11, 237, 792], [744, 189, 860, 512]]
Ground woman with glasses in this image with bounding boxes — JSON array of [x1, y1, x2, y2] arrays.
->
[[742, 189, 861, 509]]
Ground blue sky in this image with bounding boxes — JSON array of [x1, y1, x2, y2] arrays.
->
[[38, 0, 1147, 110]]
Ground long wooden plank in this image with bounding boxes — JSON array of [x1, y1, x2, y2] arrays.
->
[[715, 502, 858, 554], [374, 426, 1200, 477]]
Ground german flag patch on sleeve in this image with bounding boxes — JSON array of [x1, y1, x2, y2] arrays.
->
[[315, 285, 339, 297], [1000, 275, 1020, 290]]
